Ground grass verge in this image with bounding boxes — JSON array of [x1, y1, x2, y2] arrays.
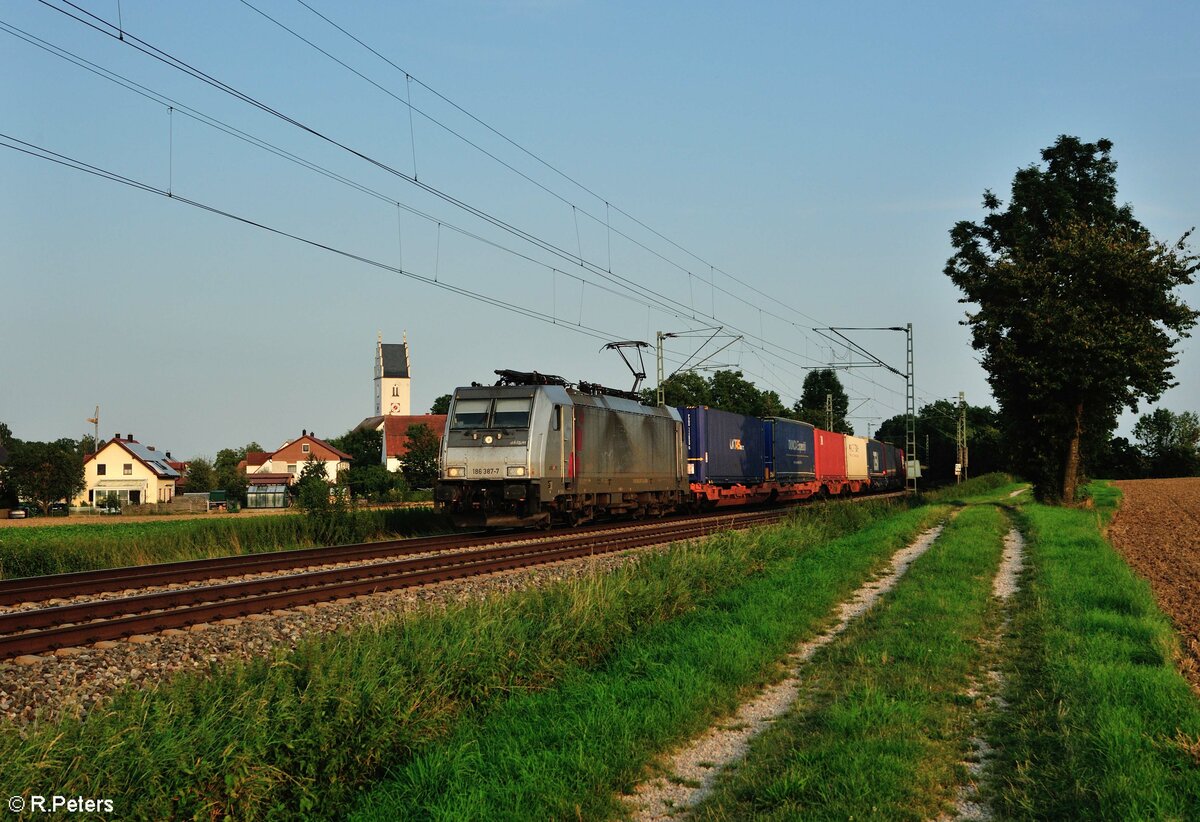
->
[[922, 471, 1022, 504], [992, 483, 1200, 819], [0, 499, 916, 820], [692, 503, 1009, 821], [348, 504, 947, 820], [0, 507, 450, 579]]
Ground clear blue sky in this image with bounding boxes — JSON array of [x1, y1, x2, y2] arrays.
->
[[2, 0, 1197, 459]]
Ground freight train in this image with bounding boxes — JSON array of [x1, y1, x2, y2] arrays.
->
[[434, 370, 906, 528]]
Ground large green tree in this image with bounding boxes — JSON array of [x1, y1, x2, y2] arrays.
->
[[0, 423, 15, 507], [183, 457, 217, 493], [1133, 409, 1200, 478], [213, 441, 261, 504], [429, 394, 452, 415], [643, 371, 711, 408], [791, 369, 852, 434], [644, 369, 787, 418], [877, 401, 1006, 484], [945, 136, 1198, 502], [329, 427, 382, 467], [6, 438, 85, 513], [400, 424, 440, 489], [709, 370, 777, 417]]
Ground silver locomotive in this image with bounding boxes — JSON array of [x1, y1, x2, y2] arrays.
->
[[434, 370, 688, 527]]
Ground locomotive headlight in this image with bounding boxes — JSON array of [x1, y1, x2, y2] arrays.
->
[[506, 466, 527, 477], [446, 466, 466, 478]]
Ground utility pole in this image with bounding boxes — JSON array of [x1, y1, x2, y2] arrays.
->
[[905, 323, 917, 493], [656, 331, 668, 406], [956, 391, 969, 483], [655, 327, 740, 406], [814, 322, 916, 492], [825, 393, 833, 431]]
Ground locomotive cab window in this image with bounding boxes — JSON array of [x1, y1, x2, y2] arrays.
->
[[493, 398, 532, 429], [451, 399, 491, 429]]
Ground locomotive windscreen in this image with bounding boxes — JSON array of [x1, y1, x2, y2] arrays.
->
[[492, 398, 532, 428], [451, 399, 490, 429]]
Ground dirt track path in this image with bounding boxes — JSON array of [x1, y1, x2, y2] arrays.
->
[[625, 523, 948, 820], [1109, 477, 1200, 691]]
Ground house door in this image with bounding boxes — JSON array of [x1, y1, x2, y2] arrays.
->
[[130, 490, 141, 505]]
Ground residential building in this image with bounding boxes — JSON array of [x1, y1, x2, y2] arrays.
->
[[353, 414, 446, 472], [245, 431, 352, 484], [76, 434, 181, 506]]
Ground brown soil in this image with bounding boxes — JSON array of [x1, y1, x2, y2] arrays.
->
[[1108, 477, 1200, 691]]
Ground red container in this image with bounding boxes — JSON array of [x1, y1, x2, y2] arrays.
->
[[814, 429, 846, 480]]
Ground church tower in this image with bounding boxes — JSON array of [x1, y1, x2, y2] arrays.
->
[[375, 332, 411, 416]]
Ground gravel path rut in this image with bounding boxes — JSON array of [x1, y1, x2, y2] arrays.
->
[[625, 523, 948, 820]]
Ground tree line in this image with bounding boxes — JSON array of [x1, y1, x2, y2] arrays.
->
[[7, 135, 1198, 510], [0, 401, 449, 511]]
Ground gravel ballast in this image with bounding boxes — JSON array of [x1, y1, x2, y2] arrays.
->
[[0, 548, 645, 725]]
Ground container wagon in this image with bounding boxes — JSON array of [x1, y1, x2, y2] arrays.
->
[[680, 406, 769, 507]]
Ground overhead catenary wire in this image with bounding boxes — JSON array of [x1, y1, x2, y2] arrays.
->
[[284, 0, 838, 333], [32, 0, 900, 397], [0, 18, 687, 320], [0, 133, 623, 346], [21, 1, 929, 415], [2, 129, 722, 386], [32, 0, 703, 329], [212, 0, 851, 364]]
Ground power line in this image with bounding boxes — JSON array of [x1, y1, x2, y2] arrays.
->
[[236, 0, 850, 363], [286, 0, 836, 332], [0, 133, 610, 341], [0, 19, 676, 316], [26, 0, 914, 404], [0, 130, 720, 387]]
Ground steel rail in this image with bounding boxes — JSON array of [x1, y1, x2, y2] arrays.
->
[[0, 511, 787, 659], [0, 509, 776, 605]]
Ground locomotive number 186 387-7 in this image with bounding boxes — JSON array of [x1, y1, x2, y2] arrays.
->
[[472, 467, 501, 476]]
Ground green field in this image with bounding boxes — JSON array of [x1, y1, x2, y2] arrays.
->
[[0, 507, 450, 579], [2, 477, 1197, 820]]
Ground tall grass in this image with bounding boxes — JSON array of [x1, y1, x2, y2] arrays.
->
[[922, 471, 1018, 503], [992, 483, 1200, 819], [0, 508, 449, 579], [0, 500, 909, 821], [351, 504, 946, 820]]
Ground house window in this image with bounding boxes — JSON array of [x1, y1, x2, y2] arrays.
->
[[97, 464, 107, 476], [302, 443, 309, 453], [392, 385, 399, 396], [288, 463, 297, 474], [123, 464, 133, 476]]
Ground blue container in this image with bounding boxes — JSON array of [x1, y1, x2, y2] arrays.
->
[[679, 407, 766, 485], [866, 439, 886, 476], [767, 417, 816, 480]]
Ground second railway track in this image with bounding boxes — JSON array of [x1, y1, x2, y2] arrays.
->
[[0, 508, 798, 660]]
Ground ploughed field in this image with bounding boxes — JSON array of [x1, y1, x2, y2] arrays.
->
[[1109, 477, 1200, 690]]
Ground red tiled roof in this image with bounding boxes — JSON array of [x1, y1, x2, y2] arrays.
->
[[245, 451, 271, 467], [268, 435, 353, 463], [383, 415, 447, 458], [248, 473, 293, 485]]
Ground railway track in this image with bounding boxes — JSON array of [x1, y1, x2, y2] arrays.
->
[[0, 509, 787, 660], [0, 509, 780, 607]]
